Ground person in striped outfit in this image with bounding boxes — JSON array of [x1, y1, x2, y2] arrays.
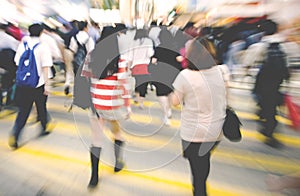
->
[[83, 26, 128, 189]]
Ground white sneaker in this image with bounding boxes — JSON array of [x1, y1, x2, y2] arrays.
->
[[163, 117, 171, 126], [167, 109, 172, 119]]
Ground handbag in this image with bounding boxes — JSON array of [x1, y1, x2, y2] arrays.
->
[[285, 94, 300, 130], [223, 106, 242, 142]]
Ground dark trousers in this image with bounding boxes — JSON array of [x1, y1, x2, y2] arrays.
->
[[182, 140, 219, 196], [259, 101, 278, 137], [13, 85, 48, 141]]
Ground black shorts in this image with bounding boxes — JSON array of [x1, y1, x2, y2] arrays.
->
[[152, 82, 172, 96]]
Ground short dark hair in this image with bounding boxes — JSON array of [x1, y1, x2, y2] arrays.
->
[[29, 23, 44, 37], [77, 21, 88, 31], [260, 20, 278, 35]]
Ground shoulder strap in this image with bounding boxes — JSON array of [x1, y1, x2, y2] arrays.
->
[[74, 35, 89, 47], [74, 35, 87, 53], [32, 43, 40, 50], [23, 42, 29, 50]]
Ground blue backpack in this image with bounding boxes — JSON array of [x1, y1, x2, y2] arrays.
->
[[16, 42, 40, 88]]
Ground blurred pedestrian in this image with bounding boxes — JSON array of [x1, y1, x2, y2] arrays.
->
[[9, 23, 53, 149], [151, 28, 181, 125], [171, 38, 227, 196], [57, 20, 78, 95], [128, 29, 154, 109], [250, 21, 290, 148], [88, 21, 101, 44], [0, 22, 19, 109], [69, 21, 94, 76]]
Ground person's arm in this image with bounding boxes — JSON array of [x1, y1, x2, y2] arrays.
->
[[42, 66, 50, 95], [40, 45, 53, 95], [69, 36, 77, 53], [171, 90, 183, 106], [171, 72, 185, 106]]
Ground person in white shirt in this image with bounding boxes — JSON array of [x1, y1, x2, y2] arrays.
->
[[69, 21, 95, 76], [172, 38, 227, 196], [128, 29, 154, 109], [9, 24, 53, 149]]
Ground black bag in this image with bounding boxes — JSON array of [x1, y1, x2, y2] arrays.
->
[[72, 64, 92, 110], [72, 36, 87, 76], [223, 107, 242, 142]]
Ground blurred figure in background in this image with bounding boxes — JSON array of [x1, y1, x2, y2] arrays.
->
[[0, 22, 19, 110], [69, 21, 94, 76], [88, 21, 101, 44], [151, 28, 181, 125], [246, 21, 290, 148], [128, 28, 154, 109], [5, 22, 24, 41], [58, 20, 78, 95]]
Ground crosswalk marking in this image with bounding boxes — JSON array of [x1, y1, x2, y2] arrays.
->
[[1, 105, 299, 149], [0, 94, 299, 195], [1, 111, 300, 175], [49, 90, 293, 126], [4, 142, 281, 196]]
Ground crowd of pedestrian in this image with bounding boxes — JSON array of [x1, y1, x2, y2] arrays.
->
[[0, 16, 298, 195]]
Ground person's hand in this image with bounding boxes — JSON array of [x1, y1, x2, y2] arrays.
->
[[176, 55, 184, 62], [151, 58, 157, 64], [44, 84, 50, 96]]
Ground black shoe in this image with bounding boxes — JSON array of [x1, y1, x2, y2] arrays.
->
[[88, 147, 101, 189], [40, 131, 51, 137], [259, 129, 269, 137], [40, 120, 56, 137], [8, 135, 18, 150], [265, 137, 283, 149], [114, 161, 125, 173], [114, 140, 125, 172], [88, 176, 98, 189], [64, 86, 70, 95]]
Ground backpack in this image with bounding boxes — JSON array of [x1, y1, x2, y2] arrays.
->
[[16, 42, 40, 88], [72, 36, 87, 76]]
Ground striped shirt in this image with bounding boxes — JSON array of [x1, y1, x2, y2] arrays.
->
[[91, 75, 124, 110], [85, 59, 131, 110]]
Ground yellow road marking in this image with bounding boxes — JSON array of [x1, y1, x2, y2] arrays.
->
[[15, 146, 280, 196], [1, 104, 299, 149], [1, 114, 300, 175]]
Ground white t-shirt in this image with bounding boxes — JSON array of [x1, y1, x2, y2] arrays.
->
[[172, 67, 227, 142], [128, 38, 154, 68], [14, 36, 53, 88], [69, 31, 95, 54]]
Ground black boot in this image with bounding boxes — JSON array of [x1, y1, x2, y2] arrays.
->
[[114, 140, 125, 172], [88, 146, 101, 188]]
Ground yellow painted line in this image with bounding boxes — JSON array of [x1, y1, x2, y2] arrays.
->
[[2, 114, 300, 175], [241, 129, 300, 148], [237, 111, 292, 126], [215, 147, 300, 174], [15, 146, 279, 196], [49, 90, 73, 98], [1, 105, 300, 149], [49, 89, 291, 125]]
